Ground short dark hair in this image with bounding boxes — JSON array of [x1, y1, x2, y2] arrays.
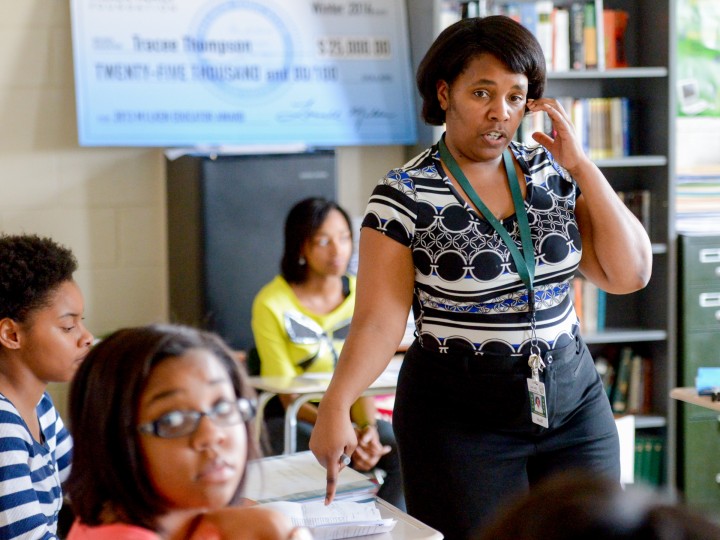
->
[[417, 15, 546, 126], [281, 197, 353, 284], [67, 323, 260, 530], [0, 234, 78, 322]]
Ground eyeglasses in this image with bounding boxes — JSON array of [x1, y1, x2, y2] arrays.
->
[[137, 397, 255, 439]]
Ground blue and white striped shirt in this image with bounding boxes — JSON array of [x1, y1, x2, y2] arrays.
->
[[0, 392, 72, 539]]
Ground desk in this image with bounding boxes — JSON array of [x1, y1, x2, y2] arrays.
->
[[670, 387, 720, 412], [244, 452, 442, 540], [250, 357, 402, 454]]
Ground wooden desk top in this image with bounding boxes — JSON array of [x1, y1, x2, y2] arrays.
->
[[670, 387, 720, 412]]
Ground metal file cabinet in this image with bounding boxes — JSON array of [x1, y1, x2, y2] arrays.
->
[[678, 234, 720, 513]]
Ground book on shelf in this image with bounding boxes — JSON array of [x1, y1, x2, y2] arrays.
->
[[260, 500, 396, 540], [581, 278, 598, 333], [611, 346, 633, 414], [603, 8, 629, 68], [552, 7, 570, 71], [535, 1, 555, 69], [571, 276, 606, 334], [626, 353, 645, 414], [519, 2, 538, 36], [569, 3, 585, 70], [594, 354, 615, 399], [582, 2, 598, 69], [595, 345, 653, 415], [571, 98, 588, 154], [618, 189, 651, 233], [641, 355, 653, 414]]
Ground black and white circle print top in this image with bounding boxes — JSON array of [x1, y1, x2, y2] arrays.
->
[[361, 140, 583, 356]]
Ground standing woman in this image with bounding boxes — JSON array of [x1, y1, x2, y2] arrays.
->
[[310, 15, 652, 540], [251, 197, 404, 510]]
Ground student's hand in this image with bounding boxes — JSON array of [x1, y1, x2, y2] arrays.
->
[[351, 425, 391, 472], [309, 404, 358, 505], [189, 507, 312, 540], [527, 98, 591, 176]]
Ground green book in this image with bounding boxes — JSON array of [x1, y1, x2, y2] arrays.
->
[[634, 435, 645, 482], [611, 347, 633, 413], [649, 437, 664, 485]]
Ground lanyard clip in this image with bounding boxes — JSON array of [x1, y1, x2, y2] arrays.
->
[[528, 288, 535, 313], [528, 352, 545, 382]]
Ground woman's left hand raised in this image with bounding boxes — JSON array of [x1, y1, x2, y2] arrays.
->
[[527, 98, 589, 176]]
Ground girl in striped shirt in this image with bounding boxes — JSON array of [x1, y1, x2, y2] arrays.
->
[[0, 234, 94, 539]]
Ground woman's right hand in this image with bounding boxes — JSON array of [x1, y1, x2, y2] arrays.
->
[[309, 403, 358, 504]]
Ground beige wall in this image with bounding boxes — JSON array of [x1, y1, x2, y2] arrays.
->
[[676, 117, 720, 170], [0, 1, 404, 412]]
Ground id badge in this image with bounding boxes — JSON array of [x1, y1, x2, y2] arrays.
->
[[527, 378, 549, 428]]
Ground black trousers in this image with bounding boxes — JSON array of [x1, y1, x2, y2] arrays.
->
[[394, 334, 620, 540]]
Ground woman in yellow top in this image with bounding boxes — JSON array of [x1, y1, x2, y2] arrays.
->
[[251, 197, 404, 510]]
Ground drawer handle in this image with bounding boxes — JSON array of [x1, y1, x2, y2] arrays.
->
[[700, 248, 720, 263], [699, 293, 720, 308]]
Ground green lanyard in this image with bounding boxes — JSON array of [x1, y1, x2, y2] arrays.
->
[[438, 136, 536, 313]]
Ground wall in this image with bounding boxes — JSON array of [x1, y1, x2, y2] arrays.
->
[[676, 117, 720, 170], [0, 1, 405, 413]]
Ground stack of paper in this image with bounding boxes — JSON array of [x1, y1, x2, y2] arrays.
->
[[243, 452, 377, 504], [260, 500, 396, 540]]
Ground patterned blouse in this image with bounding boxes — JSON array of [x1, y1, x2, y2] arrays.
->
[[362, 140, 582, 355]]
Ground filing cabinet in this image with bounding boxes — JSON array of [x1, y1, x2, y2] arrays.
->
[[678, 234, 720, 512]]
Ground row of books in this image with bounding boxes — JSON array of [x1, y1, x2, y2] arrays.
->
[[571, 277, 606, 334], [461, 1, 630, 71], [634, 434, 664, 486], [595, 346, 653, 415], [516, 97, 632, 160], [676, 167, 720, 234]]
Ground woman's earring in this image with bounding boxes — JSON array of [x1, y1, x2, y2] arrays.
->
[[299, 257, 306, 265]]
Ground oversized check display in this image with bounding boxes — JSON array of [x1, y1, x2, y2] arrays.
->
[[70, 0, 417, 147]]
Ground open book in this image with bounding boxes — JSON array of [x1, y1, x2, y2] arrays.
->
[[260, 500, 397, 540]]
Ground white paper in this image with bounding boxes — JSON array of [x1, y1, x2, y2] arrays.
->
[[616, 415, 635, 485], [243, 452, 376, 503], [260, 500, 396, 540]]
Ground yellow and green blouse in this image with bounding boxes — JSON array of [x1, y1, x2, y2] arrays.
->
[[251, 275, 355, 376]]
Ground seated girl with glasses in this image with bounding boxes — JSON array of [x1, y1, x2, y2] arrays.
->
[[64, 324, 309, 540]]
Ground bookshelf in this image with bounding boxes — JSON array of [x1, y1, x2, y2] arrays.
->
[[406, 0, 676, 487]]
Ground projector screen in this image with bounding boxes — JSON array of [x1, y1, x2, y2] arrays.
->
[[69, 0, 417, 148]]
